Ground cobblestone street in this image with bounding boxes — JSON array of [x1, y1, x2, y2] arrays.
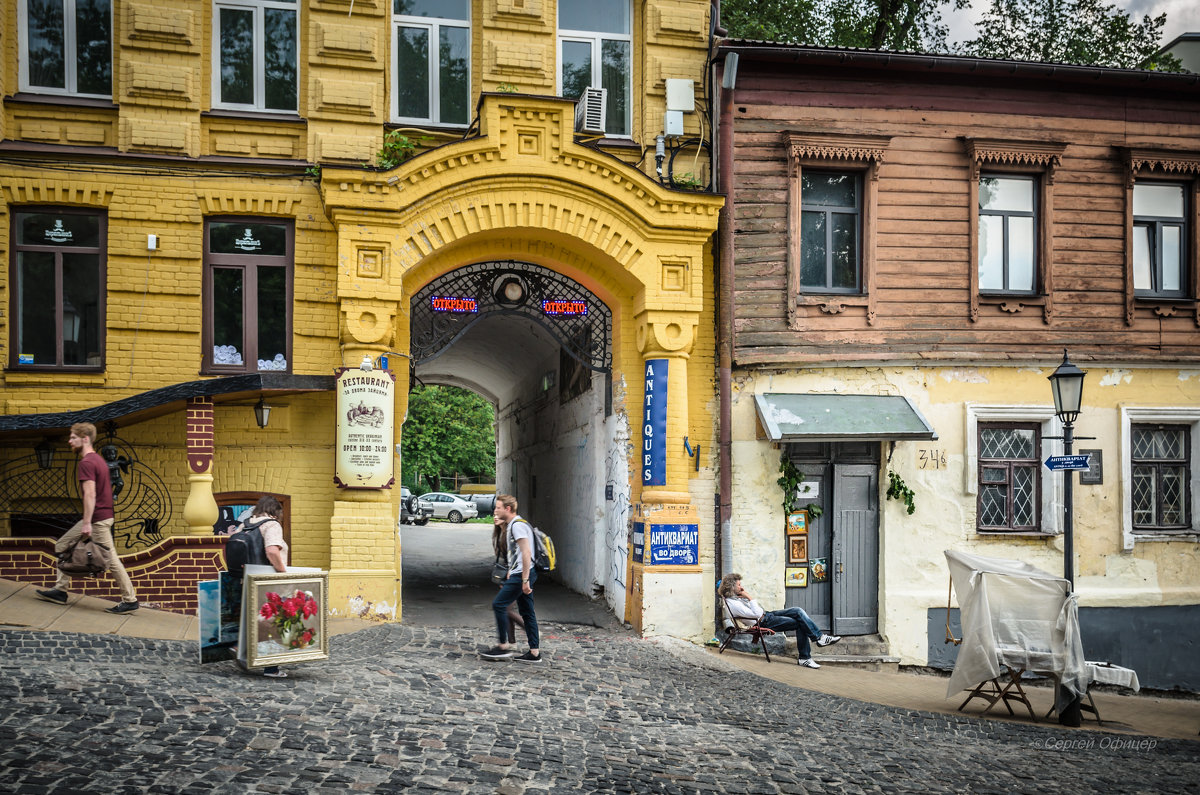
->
[[2, 624, 1196, 794]]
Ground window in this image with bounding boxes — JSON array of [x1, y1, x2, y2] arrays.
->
[[203, 219, 293, 373], [558, 0, 631, 137], [392, 1, 470, 126], [213, 0, 298, 113], [1132, 182, 1188, 299], [800, 171, 861, 292], [19, 0, 111, 97], [1131, 424, 1190, 531], [10, 208, 105, 370], [977, 423, 1041, 532], [978, 175, 1036, 293]]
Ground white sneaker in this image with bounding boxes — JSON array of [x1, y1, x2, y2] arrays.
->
[[816, 634, 841, 647], [798, 658, 821, 669]]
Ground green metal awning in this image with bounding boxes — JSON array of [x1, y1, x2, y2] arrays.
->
[[753, 393, 938, 442]]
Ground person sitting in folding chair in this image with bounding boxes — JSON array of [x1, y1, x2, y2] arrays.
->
[[718, 573, 841, 668]]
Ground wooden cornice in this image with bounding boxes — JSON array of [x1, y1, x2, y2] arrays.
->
[[966, 138, 1066, 170], [785, 132, 891, 164], [1125, 147, 1200, 176]]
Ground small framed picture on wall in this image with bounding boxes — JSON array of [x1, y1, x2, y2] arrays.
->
[[786, 511, 808, 534], [788, 534, 808, 564], [785, 567, 808, 588]]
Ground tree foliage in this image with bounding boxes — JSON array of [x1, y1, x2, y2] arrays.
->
[[720, 0, 967, 52], [960, 0, 1183, 70], [401, 385, 495, 491]]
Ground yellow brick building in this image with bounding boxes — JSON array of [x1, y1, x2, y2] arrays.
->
[[0, 0, 722, 635]]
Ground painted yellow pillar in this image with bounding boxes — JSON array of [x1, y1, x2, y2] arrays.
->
[[182, 397, 219, 535], [636, 311, 698, 505]]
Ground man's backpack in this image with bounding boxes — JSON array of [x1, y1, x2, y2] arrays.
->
[[532, 527, 556, 573], [225, 518, 271, 576]]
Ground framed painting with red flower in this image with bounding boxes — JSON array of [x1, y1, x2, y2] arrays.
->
[[244, 571, 329, 668]]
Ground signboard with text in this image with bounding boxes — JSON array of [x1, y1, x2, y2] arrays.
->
[[334, 367, 396, 489], [642, 359, 668, 486]]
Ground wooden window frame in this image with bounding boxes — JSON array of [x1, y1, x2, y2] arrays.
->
[[966, 138, 1065, 323], [1122, 149, 1200, 327], [786, 132, 890, 328], [201, 216, 294, 375], [8, 205, 107, 372], [977, 421, 1042, 533], [1130, 423, 1191, 533]]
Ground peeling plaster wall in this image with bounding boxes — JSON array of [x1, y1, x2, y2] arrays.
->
[[730, 364, 1200, 668]]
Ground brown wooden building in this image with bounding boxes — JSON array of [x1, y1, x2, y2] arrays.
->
[[712, 43, 1200, 690]]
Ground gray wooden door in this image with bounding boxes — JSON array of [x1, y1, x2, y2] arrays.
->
[[832, 464, 879, 635]]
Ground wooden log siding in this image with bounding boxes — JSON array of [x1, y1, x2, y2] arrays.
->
[[729, 66, 1200, 366]]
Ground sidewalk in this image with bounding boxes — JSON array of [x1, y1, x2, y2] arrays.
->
[[3, 577, 1196, 741], [706, 645, 1200, 742]]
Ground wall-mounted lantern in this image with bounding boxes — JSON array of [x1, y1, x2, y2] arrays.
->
[[254, 397, 272, 429], [35, 438, 55, 469]]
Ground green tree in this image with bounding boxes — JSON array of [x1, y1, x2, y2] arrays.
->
[[720, 0, 967, 52], [401, 385, 496, 491], [959, 0, 1183, 70]]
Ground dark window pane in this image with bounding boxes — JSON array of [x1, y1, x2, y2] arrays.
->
[[62, 252, 100, 366], [395, 0, 467, 19], [16, 252, 57, 365], [209, 222, 287, 256], [17, 212, 100, 247], [560, 40, 591, 100], [396, 26, 430, 118], [439, 26, 469, 124], [219, 8, 254, 105], [980, 485, 1007, 527], [26, 0, 66, 89], [1131, 465, 1155, 525], [74, 0, 111, 95], [800, 212, 826, 288], [257, 266, 287, 370], [601, 39, 629, 136], [264, 8, 296, 111], [559, 0, 629, 34], [802, 172, 856, 208], [212, 268, 244, 365], [830, 212, 857, 290]]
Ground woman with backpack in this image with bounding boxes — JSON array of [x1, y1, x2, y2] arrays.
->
[[228, 495, 289, 678]]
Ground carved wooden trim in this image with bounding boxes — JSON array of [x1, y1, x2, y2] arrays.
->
[[1125, 147, 1200, 176], [965, 138, 1066, 323], [786, 133, 890, 329]]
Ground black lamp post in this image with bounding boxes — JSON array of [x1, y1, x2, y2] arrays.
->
[[1048, 349, 1086, 589]]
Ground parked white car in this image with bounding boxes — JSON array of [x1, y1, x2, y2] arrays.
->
[[422, 492, 479, 522]]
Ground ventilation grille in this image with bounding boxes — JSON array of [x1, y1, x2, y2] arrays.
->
[[574, 87, 607, 135]]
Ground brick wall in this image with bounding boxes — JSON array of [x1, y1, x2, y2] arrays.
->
[[0, 536, 226, 614]]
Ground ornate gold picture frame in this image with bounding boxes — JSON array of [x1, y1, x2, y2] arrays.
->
[[244, 571, 330, 669]]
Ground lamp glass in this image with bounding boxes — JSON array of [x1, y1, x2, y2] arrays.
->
[[1048, 350, 1085, 423], [35, 439, 54, 470], [253, 398, 271, 428]]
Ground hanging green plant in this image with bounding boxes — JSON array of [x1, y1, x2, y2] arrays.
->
[[777, 454, 802, 513], [886, 470, 917, 515], [805, 502, 824, 519]]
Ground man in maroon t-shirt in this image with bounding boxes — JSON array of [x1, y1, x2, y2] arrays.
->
[[37, 422, 139, 613]]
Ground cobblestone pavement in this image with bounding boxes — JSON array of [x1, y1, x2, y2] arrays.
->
[[2, 624, 1196, 794]]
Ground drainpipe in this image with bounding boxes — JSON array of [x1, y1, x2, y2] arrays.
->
[[716, 49, 737, 579]]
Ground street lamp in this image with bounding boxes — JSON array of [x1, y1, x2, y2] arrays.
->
[[1048, 349, 1086, 588], [253, 397, 272, 429]]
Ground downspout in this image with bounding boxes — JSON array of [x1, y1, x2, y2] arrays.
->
[[716, 49, 737, 579]]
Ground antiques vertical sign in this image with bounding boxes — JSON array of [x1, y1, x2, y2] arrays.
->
[[335, 367, 395, 489], [642, 358, 668, 486]]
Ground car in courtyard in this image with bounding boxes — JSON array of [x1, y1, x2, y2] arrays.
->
[[422, 492, 479, 523], [464, 493, 496, 517], [400, 487, 433, 525]]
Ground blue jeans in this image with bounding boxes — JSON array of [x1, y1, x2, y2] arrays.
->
[[758, 607, 821, 659], [493, 570, 539, 650]]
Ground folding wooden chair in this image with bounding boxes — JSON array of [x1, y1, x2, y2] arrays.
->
[[958, 664, 1037, 722], [718, 597, 776, 663]]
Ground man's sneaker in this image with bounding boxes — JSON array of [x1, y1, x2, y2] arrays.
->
[[798, 658, 821, 669], [515, 651, 543, 663], [105, 601, 139, 615], [480, 645, 516, 661], [816, 634, 842, 647], [36, 588, 68, 605]]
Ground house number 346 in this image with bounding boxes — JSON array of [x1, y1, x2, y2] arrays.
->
[[918, 449, 947, 469]]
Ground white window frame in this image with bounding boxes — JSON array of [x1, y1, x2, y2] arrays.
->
[[965, 404, 1061, 535], [18, 0, 111, 98], [211, 0, 299, 114], [556, 2, 632, 139], [1120, 405, 1200, 549], [390, 9, 471, 126]]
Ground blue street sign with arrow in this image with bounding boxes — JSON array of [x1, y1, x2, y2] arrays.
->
[[1044, 454, 1091, 471]]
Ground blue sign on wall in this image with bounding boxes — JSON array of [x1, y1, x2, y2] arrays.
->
[[632, 522, 646, 563], [642, 359, 668, 485], [649, 524, 699, 565]]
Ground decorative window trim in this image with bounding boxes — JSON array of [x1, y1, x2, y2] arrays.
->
[[1120, 405, 1200, 549], [965, 404, 1061, 536], [785, 132, 890, 328], [1122, 148, 1200, 327], [965, 138, 1065, 324]]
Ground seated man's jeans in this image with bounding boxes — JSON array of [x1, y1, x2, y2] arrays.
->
[[758, 607, 821, 659]]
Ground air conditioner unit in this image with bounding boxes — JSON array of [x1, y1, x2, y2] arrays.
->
[[574, 87, 607, 135]]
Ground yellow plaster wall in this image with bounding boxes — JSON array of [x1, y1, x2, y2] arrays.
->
[[730, 364, 1200, 665]]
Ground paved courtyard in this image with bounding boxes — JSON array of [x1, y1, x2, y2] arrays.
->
[[2, 622, 1196, 794]]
